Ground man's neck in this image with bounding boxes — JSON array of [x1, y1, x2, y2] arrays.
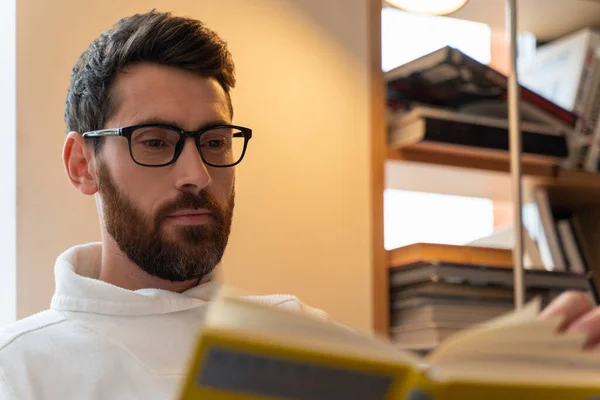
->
[[98, 236, 199, 293]]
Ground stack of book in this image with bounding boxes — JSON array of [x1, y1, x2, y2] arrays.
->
[[385, 45, 578, 168], [388, 243, 593, 352]]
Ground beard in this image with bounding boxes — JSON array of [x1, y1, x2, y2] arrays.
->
[[96, 161, 234, 282]]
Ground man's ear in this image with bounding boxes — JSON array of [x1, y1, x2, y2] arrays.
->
[[63, 132, 98, 195]]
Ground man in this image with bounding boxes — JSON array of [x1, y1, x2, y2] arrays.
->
[[0, 9, 597, 400], [0, 11, 327, 399]]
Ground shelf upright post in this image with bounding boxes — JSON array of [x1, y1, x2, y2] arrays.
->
[[507, 0, 525, 309]]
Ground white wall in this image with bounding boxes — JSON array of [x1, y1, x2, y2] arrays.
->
[[0, 0, 16, 326], [17, 0, 373, 331]]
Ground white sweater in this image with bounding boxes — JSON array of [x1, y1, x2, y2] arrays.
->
[[0, 243, 328, 399]]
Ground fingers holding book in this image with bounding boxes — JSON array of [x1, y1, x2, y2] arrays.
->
[[540, 291, 600, 350]]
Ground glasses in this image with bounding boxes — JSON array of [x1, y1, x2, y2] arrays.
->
[[82, 124, 252, 168]]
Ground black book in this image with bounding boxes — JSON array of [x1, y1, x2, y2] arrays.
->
[[389, 262, 591, 291], [388, 106, 568, 159]]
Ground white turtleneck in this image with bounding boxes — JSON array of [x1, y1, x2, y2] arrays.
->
[[0, 243, 328, 399]]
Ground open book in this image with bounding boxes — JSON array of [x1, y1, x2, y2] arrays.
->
[[178, 294, 600, 400]]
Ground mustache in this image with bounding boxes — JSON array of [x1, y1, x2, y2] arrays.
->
[[154, 192, 225, 227]]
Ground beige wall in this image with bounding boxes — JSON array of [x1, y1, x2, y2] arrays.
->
[[17, 0, 373, 331], [490, 29, 510, 75]]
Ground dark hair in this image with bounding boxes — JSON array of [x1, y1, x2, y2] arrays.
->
[[65, 10, 236, 153]]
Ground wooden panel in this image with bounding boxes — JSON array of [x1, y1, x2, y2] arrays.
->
[[449, 0, 600, 41], [528, 170, 600, 210], [386, 146, 555, 204], [386, 158, 516, 202], [388, 243, 514, 269], [386, 145, 600, 211], [370, 0, 388, 335]]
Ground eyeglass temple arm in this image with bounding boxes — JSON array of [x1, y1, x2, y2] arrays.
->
[[82, 129, 121, 138], [233, 130, 252, 139]]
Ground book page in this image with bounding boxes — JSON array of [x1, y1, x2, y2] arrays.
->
[[425, 298, 598, 386], [205, 291, 421, 366]]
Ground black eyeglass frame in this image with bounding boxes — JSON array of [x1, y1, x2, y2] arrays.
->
[[81, 123, 252, 168]]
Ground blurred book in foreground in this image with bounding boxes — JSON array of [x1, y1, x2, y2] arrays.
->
[[178, 294, 600, 400]]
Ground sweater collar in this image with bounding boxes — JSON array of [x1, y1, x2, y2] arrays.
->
[[50, 242, 221, 316]]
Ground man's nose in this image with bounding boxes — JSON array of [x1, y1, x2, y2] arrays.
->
[[172, 138, 211, 193]]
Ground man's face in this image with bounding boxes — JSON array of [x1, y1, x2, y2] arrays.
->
[[95, 63, 235, 282]]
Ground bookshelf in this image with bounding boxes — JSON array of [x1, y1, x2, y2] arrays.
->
[[370, 0, 600, 335]]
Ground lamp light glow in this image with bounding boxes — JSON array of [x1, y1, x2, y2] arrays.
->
[[386, 0, 469, 16]]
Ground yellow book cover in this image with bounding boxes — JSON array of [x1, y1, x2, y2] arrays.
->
[[178, 294, 600, 400]]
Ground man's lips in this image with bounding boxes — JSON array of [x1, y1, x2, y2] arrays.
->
[[165, 209, 214, 225], [168, 208, 213, 217]]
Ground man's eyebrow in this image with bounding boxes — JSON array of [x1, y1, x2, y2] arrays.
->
[[129, 118, 231, 131]]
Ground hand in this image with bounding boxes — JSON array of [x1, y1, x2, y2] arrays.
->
[[539, 291, 600, 350]]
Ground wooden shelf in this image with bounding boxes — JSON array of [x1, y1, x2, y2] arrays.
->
[[388, 243, 514, 270], [387, 146, 557, 177], [386, 145, 600, 210], [531, 169, 600, 210]]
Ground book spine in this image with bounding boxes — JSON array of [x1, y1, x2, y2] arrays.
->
[[418, 118, 567, 158], [523, 224, 544, 270], [570, 216, 593, 275], [557, 219, 586, 274], [570, 214, 600, 304], [573, 34, 600, 115], [533, 189, 567, 272], [570, 215, 600, 303], [583, 67, 600, 129], [388, 116, 424, 147], [581, 49, 600, 171], [560, 119, 588, 170], [524, 202, 556, 270], [583, 115, 600, 172], [390, 263, 589, 290]]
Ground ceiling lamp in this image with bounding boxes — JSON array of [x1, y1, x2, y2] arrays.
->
[[386, 0, 469, 16]]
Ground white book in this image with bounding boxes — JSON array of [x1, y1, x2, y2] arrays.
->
[[522, 203, 555, 271], [533, 188, 567, 272], [467, 225, 544, 270], [518, 28, 600, 113], [518, 29, 600, 170]]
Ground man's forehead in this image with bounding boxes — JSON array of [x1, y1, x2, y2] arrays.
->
[[107, 63, 231, 128]]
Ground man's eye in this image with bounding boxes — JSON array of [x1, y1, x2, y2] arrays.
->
[[207, 139, 225, 148], [144, 139, 166, 148]]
